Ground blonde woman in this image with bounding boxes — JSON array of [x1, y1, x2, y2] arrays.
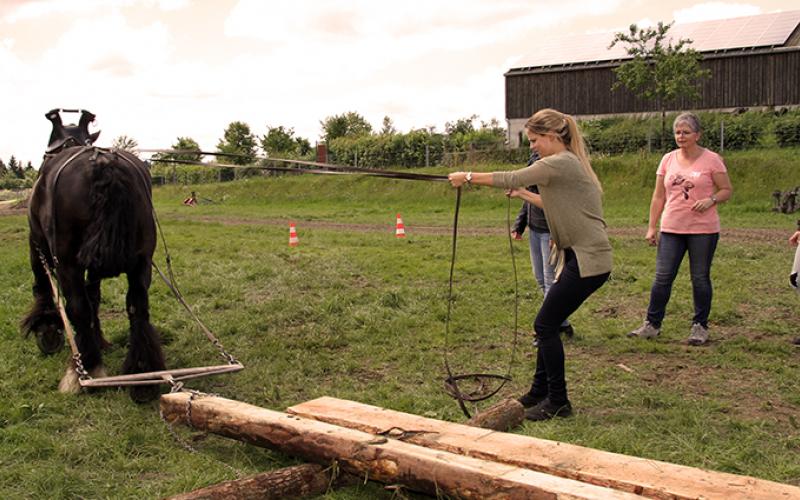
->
[[448, 108, 612, 421]]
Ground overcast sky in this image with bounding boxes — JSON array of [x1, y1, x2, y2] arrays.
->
[[1, 0, 797, 165]]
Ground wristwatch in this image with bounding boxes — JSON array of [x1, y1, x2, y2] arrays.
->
[[465, 172, 473, 184], [710, 194, 718, 204]]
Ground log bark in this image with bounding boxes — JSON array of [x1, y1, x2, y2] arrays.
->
[[288, 397, 800, 500], [161, 393, 641, 500], [466, 398, 524, 431], [165, 463, 354, 500]]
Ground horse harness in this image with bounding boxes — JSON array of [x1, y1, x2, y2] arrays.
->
[[36, 145, 243, 389]]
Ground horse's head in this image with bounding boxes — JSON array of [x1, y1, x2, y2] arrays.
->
[[45, 109, 101, 154]]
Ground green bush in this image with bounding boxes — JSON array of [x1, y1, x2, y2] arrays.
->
[[774, 110, 800, 147], [329, 131, 447, 168], [698, 111, 766, 151], [0, 177, 32, 190], [149, 163, 227, 184], [582, 117, 656, 154]]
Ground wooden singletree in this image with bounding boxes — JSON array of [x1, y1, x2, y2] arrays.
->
[[609, 21, 710, 148]]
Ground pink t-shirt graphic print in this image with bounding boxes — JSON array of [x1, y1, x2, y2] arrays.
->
[[657, 149, 727, 234]]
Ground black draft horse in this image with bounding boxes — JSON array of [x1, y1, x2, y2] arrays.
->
[[22, 109, 165, 402]]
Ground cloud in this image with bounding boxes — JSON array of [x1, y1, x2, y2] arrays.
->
[[2, 0, 187, 23], [673, 2, 761, 23]]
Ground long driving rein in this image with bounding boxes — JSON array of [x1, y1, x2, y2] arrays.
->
[[144, 151, 521, 416]]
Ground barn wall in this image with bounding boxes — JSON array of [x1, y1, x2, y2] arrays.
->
[[505, 48, 800, 121]]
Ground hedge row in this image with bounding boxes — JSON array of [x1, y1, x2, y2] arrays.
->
[[581, 109, 800, 154], [328, 129, 505, 168], [774, 110, 800, 147]]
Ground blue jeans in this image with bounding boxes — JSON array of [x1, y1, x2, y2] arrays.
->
[[528, 230, 569, 328], [647, 232, 719, 328]]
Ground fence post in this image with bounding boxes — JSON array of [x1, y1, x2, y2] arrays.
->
[[720, 120, 725, 153], [355, 148, 358, 168]]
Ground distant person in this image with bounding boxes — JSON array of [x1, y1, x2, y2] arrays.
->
[[448, 108, 612, 421], [790, 224, 800, 346], [511, 153, 574, 346], [628, 112, 733, 346], [183, 191, 197, 206]]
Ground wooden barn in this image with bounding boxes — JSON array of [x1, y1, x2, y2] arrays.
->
[[505, 10, 800, 146]]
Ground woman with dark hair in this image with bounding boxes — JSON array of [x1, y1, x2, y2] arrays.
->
[[448, 108, 612, 421], [628, 112, 733, 346]]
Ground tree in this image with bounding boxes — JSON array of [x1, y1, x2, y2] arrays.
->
[[0, 158, 7, 177], [320, 112, 372, 142], [171, 137, 203, 162], [112, 135, 139, 152], [8, 156, 23, 178], [380, 116, 396, 135], [152, 137, 203, 169], [609, 21, 710, 147], [24, 162, 37, 182], [216, 121, 257, 165], [295, 137, 312, 156], [445, 115, 478, 136], [261, 126, 298, 156]]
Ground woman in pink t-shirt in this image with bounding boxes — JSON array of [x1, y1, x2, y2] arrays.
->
[[628, 112, 733, 345]]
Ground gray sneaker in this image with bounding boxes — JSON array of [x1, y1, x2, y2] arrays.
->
[[687, 323, 709, 346], [627, 322, 660, 339]]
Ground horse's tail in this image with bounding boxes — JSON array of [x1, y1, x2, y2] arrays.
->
[[77, 151, 138, 276]]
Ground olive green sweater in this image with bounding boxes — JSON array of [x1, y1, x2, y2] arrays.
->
[[492, 151, 612, 278]]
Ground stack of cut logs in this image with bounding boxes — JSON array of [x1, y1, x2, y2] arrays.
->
[[161, 394, 800, 499]]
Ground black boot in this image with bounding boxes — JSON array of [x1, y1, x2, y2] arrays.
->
[[517, 392, 547, 408], [524, 398, 573, 421]]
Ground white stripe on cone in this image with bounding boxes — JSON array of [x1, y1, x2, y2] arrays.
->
[[395, 213, 405, 238]]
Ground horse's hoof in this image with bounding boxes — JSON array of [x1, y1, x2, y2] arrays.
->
[[35, 326, 64, 355], [89, 365, 107, 379], [129, 384, 160, 404], [58, 367, 81, 394]]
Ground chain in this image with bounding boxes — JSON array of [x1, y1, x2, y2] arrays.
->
[[38, 248, 90, 381], [114, 151, 241, 367], [159, 381, 243, 478]]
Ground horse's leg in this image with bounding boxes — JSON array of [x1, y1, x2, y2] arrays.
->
[[122, 257, 165, 403], [57, 265, 104, 394], [85, 273, 112, 350], [21, 236, 64, 355]]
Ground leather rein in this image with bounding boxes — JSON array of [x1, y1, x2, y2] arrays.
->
[[147, 150, 521, 417]]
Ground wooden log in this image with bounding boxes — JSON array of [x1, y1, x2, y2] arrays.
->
[[466, 398, 524, 431], [161, 392, 642, 500], [288, 397, 800, 500], [165, 463, 354, 500]]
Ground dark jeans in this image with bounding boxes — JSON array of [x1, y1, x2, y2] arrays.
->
[[646, 232, 719, 328], [530, 249, 610, 405]]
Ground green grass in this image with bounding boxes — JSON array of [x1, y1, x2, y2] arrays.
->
[[1, 148, 799, 499]]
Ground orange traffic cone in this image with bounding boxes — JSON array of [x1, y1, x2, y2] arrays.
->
[[289, 222, 299, 247], [395, 213, 406, 238]]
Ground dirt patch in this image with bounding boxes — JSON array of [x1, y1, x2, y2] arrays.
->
[[0, 199, 27, 216], [1, 204, 791, 243], [161, 214, 791, 243], [572, 349, 800, 424]]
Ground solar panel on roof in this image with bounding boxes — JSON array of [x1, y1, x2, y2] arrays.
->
[[511, 10, 800, 71]]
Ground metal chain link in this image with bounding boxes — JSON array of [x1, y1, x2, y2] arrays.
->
[[38, 248, 90, 381], [159, 381, 243, 478]]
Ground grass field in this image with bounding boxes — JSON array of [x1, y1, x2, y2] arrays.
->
[[1, 149, 799, 499]]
